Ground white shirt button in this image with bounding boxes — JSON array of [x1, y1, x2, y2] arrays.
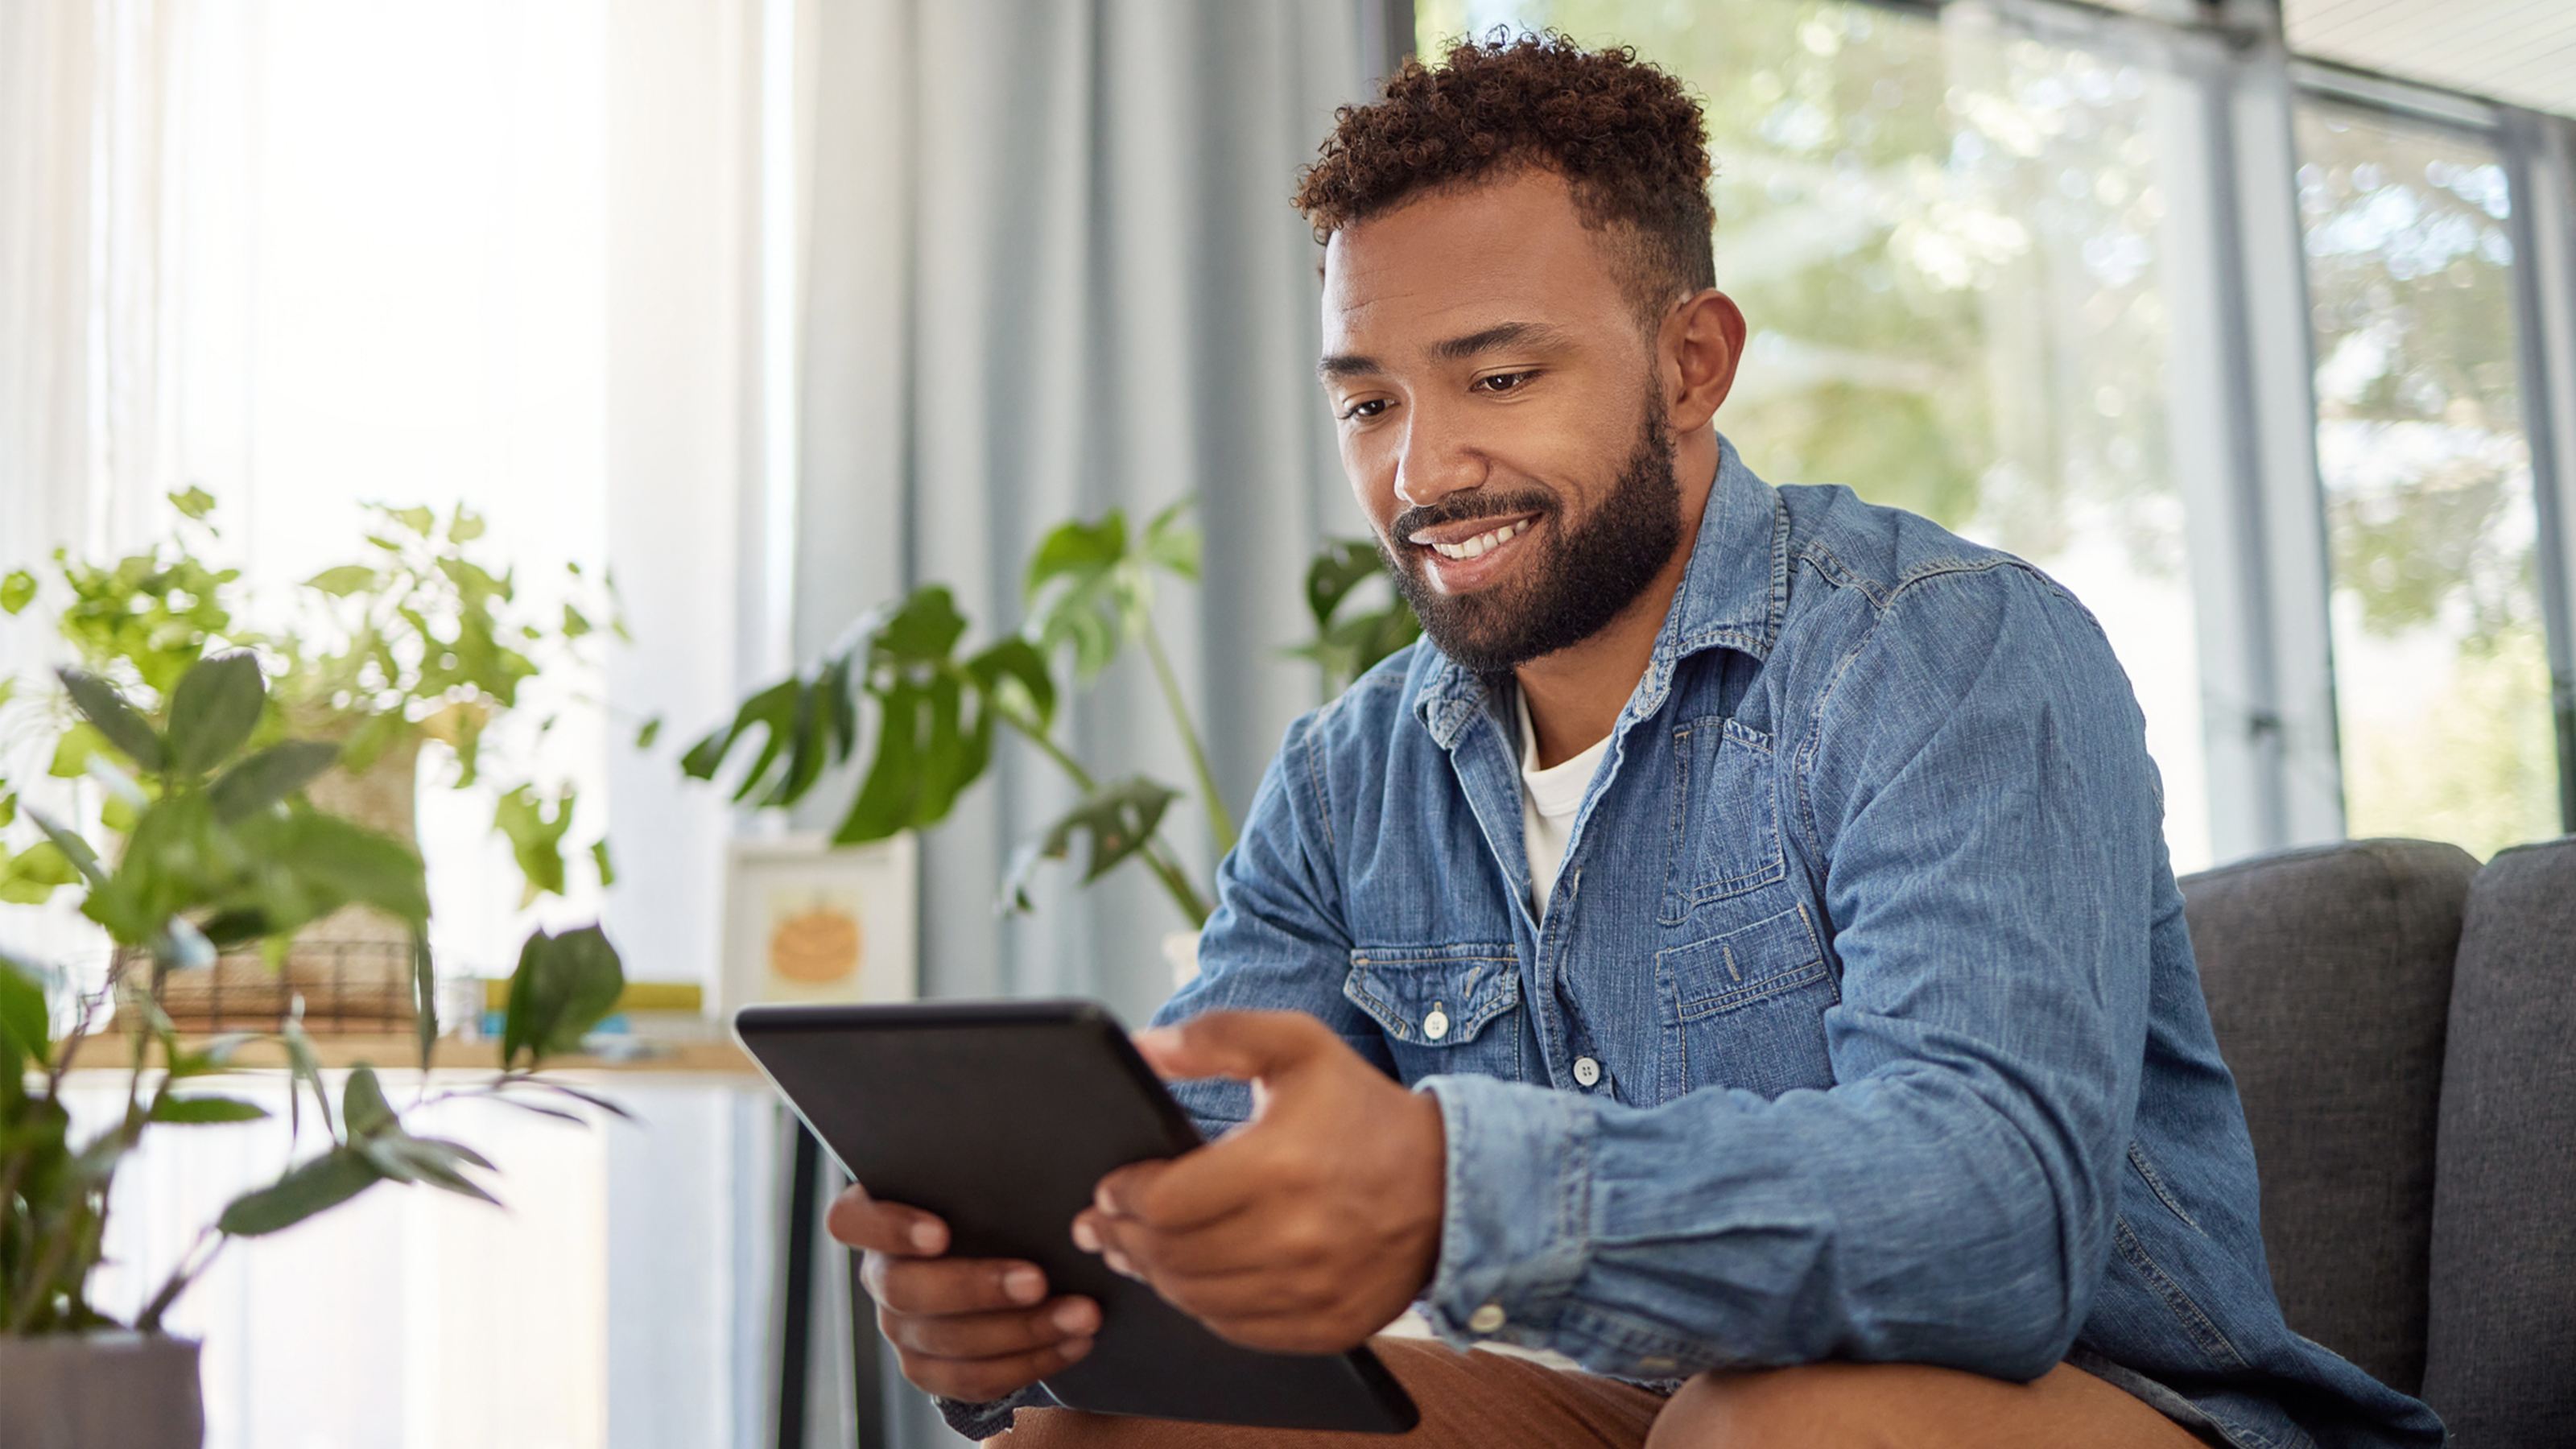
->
[[1572, 1056, 1601, 1088], [1421, 1008, 1449, 1041], [1467, 1302, 1507, 1334]]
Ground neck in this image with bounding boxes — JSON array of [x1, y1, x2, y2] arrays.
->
[[1513, 428, 1718, 769]]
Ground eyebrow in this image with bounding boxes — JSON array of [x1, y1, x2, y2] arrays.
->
[[1316, 320, 1573, 382]]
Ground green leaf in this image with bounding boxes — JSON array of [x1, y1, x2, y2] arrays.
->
[[0, 952, 52, 1063], [166, 651, 267, 776], [217, 1150, 382, 1236], [151, 1095, 269, 1125], [208, 740, 341, 822], [874, 587, 972, 663], [167, 1031, 260, 1078], [966, 636, 1055, 733], [633, 716, 662, 750], [1, 568, 35, 614], [24, 809, 105, 890], [1022, 514, 1141, 681], [448, 508, 486, 543], [837, 671, 983, 844], [302, 811, 432, 920], [501, 924, 625, 1067], [1, 840, 80, 904], [282, 1015, 335, 1141], [1141, 497, 1202, 580], [361, 1135, 502, 1204], [1304, 538, 1388, 631], [1023, 513, 1127, 603], [48, 721, 106, 780], [58, 667, 167, 772], [408, 927, 437, 1071], [561, 604, 592, 639], [589, 837, 616, 888], [167, 486, 217, 522], [342, 1065, 398, 1138], [680, 678, 800, 799], [493, 786, 574, 906], [1294, 539, 1418, 696], [1000, 775, 1183, 913], [304, 565, 379, 597], [387, 505, 436, 537]]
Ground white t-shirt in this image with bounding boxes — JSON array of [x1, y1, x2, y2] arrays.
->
[[1516, 690, 1612, 914]]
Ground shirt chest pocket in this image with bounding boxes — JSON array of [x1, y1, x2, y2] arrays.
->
[[1655, 902, 1836, 1100], [1660, 716, 1788, 925], [1344, 944, 1523, 1084]]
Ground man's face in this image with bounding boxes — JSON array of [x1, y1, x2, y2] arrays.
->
[[1319, 167, 1686, 673]]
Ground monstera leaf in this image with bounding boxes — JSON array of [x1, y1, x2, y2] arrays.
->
[[680, 585, 1056, 846], [1000, 777, 1184, 915], [1022, 499, 1199, 681], [1286, 539, 1420, 699]]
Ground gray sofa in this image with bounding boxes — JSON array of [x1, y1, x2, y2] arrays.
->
[[2182, 835, 2576, 1446]]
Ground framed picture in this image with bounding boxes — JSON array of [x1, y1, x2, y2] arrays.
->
[[720, 832, 917, 1016]]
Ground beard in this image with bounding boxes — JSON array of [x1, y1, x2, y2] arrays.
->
[[1379, 390, 1684, 675]]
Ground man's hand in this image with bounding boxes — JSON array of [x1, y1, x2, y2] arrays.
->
[[828, 1185, 1100, 1402], [1071, 1009, 1446, 1354]]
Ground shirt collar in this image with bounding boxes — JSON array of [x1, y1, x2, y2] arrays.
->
[[1414, 436, 1786, 749]]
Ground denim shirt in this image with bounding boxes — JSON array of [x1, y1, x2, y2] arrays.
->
[[1139, 444, 2442, 1449]]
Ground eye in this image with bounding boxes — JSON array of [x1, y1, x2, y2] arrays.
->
[[1472, 370, 1538, 395], [1339, 397, 1393, 422]]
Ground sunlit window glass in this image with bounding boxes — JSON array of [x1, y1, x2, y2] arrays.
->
[[2294, 102, 2559, 859], [1420, 0, 2210, 868]]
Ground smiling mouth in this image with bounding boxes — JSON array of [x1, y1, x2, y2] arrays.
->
[[1410, 517, 1534, 561]]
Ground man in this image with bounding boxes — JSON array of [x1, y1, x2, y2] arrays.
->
[[832, 35, 2442, 1448]]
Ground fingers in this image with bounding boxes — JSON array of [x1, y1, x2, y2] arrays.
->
[[828, 1185, 1096, 1402], [861, 1252, 1051, 1315], [881, 1312, 1100, 1403], [826, 1183, 948, 1256], [1130, 1009, 1339, 1085], [875, 1287, 1100, 1360], [856, 1246, 1103, 1402]]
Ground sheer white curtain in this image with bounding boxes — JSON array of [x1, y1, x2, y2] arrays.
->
[[3, 6, 786, 1445], [0, 0, 759, 988]]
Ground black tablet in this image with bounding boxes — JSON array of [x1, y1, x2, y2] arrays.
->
[[733, 998, 1420, 1433]]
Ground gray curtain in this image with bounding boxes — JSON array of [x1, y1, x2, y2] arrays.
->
[[793, 0, 1378, 1030]]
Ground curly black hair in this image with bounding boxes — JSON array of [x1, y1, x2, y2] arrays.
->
[[1294, 31, 1715, 324]]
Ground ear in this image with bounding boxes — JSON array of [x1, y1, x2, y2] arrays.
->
[[1660, 289, 1746, 433]]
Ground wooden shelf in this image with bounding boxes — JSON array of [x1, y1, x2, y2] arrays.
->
[[60, 1033, 758, 1076]]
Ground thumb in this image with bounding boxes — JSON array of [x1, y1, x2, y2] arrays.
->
[[1133, 1009, 1336, 1086]]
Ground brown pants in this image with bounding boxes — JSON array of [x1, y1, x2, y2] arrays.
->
[[991, 1337, 2212, 1449]]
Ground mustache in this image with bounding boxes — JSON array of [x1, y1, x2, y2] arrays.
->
[[1387, 489, 1559, 542]]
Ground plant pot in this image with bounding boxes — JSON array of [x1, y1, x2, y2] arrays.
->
[[0, 1332, 204, 1448]]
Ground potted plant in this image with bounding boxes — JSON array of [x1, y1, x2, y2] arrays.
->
[[680, 503, 1418, 938], [0, 654, 628, 1448], [2, 489, 625, 1029]]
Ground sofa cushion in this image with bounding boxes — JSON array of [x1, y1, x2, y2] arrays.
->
[[2421, 835, 2576, 1444], [2179, 837, 2479, 1396]]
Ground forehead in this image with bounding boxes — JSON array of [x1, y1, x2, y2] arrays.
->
[[1319, 168, 1634, 361]]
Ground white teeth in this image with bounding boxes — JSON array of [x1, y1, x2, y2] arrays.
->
[[1424, 518, 1530, 561]]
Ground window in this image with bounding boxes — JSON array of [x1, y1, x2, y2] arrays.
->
[[1423, 0, 2576, 865], [1424, 0, 2211, 865], [2295, 102, 2561, 858]]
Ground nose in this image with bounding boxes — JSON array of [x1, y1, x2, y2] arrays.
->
[[1391, 394, 1488, 513]]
